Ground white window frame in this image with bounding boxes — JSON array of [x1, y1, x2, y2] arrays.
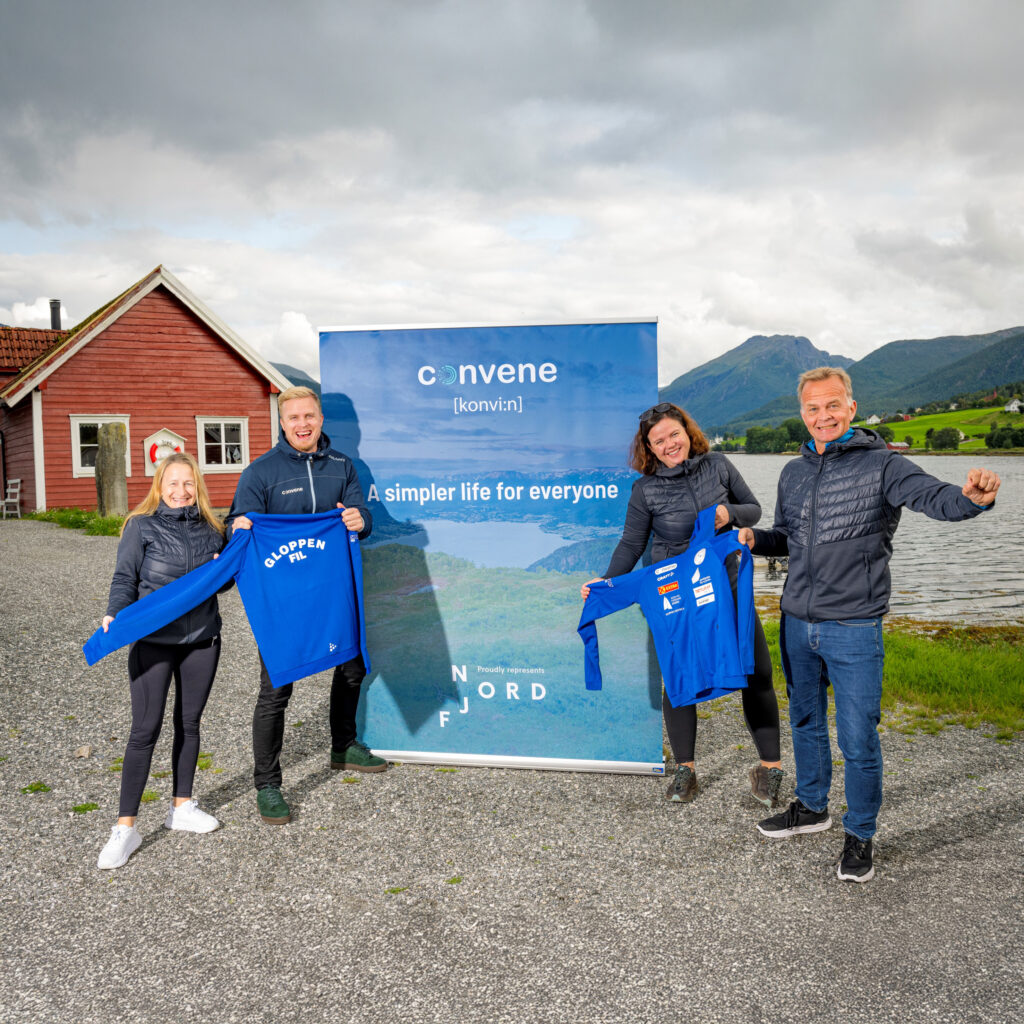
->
[[195, 416, 250, 473], [69, 415, 132, 478]]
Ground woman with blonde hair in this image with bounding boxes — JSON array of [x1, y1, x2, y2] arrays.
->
[[96, 452, 247, 869]]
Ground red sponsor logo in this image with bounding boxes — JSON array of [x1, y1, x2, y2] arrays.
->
[[657, 581, 679, 595]]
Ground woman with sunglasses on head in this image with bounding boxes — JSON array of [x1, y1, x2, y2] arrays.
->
[[95, 452, 250, 870], [581, 403, 784, 808]]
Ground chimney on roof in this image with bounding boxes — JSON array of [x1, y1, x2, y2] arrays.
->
[[49, 299, 61, 330]]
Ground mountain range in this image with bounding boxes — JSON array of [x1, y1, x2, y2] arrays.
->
[[660, 327, 1024, 434], [273, 325, 1024, 438]]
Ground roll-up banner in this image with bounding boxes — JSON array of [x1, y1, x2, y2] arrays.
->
[[319, 320, 663, 774]]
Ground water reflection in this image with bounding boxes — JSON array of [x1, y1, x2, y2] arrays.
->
[[728, 454, 1023, 624]]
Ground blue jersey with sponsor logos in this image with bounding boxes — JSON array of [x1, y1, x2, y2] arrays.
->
[[578, 506, 754, 707], [84, 510, 368, 688]]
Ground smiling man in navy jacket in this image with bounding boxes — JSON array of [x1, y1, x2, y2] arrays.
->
[[738, 367, 1000, 883], [228, 386, 385, 825]]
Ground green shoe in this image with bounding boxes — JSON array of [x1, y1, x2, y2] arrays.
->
[[330, 740, 387, 773], [256, 786, 291, 824]]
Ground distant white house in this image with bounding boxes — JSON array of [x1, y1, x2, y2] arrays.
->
[[1005, 398, 1022, 413], [866, 414, 882, 425], [949, 403, 958, 410]]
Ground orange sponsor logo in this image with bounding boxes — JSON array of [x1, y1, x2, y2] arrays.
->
[[657, 581, 679, 595]]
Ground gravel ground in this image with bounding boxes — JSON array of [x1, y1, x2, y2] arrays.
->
[[1, 519, 1022, 1024]]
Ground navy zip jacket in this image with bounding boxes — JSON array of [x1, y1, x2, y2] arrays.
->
[[105, 502, 225, 645], [604, 452, 761, 577], [227, 431, 372, 538], [751, 428, 990, 621]]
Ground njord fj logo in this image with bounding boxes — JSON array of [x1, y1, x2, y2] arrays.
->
[[417, 360, 558, 386]]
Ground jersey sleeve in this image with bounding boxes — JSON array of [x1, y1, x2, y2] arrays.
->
[[577, 572, 645, 691], [83, 531, 251, 665]]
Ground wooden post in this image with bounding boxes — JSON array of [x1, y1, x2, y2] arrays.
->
[[95, 422, 128, 517]]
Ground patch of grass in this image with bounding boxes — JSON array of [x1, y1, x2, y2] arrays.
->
[[108, 756, 123, 772], [196, 752, 214, 770], [21, 781, 51, 794], [290, 721, 304, 728], [341, 777, 360, 784], [26, 507, 125, 535], [140, 790, 160, 803], [882, 624, 1024, 738], [760, 615, 1023, 738], [73, 802, 100, 814], [151, 770, 171, 779], [385, 887, 409, 894], [445, 876, 463, 885], [434, 767, 459, 773]]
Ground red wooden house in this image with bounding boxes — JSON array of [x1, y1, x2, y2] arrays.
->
[[0, 266, 292, 513]]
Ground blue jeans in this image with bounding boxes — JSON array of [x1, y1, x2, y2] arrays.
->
[[780, 614, 884, 840]]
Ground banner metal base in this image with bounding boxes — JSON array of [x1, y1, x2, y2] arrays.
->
[[371, 749, 665, 776]]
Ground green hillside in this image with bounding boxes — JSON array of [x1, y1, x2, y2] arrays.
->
[[849, 330, 1013, 399], [864, 329, 1024, 415], [855, 407, 1019, 452]]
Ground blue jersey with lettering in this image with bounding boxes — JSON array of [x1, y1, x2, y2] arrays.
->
[[578, 506, 755, 707], [84, 510, 368, 688]]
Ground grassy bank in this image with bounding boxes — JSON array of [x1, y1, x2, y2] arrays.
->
[[755, 599, 1023, 740], [25, 507, 124, 536], [853, 406, 1022, 452]]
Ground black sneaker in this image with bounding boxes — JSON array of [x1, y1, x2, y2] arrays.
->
[[837, 832, 875, 883], [665, 765, 699, 803], [756, 799, 831, 838]]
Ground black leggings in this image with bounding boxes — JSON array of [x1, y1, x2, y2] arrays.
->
[[252, 654, 365, 790], [662, 612, 780, 764], [118, 637, 220, 817]]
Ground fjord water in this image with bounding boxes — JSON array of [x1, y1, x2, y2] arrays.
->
[[731, 454, 1023, 624]]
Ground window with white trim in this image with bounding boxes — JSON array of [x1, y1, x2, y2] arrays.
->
[[196, 417, 249, 472], [69, 415, 132, 478]]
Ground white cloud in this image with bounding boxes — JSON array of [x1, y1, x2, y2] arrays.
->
[[1, 2, 1022, 385], [7, 297, 68, 327]]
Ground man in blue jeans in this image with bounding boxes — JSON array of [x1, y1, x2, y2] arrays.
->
[[738, 367, 1000, 882]]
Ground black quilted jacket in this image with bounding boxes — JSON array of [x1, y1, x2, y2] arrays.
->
[[106, 502, 225, 644], [604, 452, 762, 577], [751, 428, 987, 621]]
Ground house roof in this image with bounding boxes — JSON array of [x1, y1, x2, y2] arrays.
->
[[1, 265, 293, 408], [0, 327, 68, 374]]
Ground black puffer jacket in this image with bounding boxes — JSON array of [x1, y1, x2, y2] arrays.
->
[[751, 428, 988, 621], [106, 502, 225, 644], [604, 452, 762, 577]]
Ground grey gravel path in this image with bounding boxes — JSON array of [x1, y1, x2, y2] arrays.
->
[[1, 519, 1021, 1024]]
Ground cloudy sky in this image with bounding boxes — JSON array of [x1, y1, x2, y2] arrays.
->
[[2, 0, 1022, 384]]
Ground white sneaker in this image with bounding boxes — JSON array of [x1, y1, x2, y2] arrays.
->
[[97, 824, 142, 869], [164, 799, 220, 833]]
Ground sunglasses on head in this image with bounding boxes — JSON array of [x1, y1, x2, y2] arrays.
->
[[639, 402, 674, 423]]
